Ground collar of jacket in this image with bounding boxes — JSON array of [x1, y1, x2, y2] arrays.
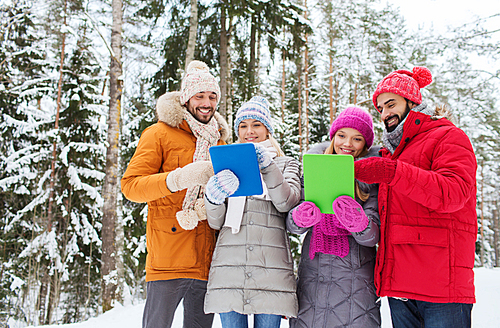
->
[[306, 141, 381, 159], [388, 109, 456, 159], [155, 91, 230, 142]]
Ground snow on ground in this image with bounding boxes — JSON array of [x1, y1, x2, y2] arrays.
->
[[18, 267, 500, 328]]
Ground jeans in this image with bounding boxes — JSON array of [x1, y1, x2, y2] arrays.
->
[[388, 297, 473, 328], [142, 279, 214, 328], [219, 311, 282, 328]]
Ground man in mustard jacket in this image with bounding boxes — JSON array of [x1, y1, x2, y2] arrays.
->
[[122, 60, 229, 328]]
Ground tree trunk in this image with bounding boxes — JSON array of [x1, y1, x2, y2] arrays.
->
[[480, 163, 484, 266], [334, 79, 339, 119], [115, 192, 125, 304], [297, 59, 302, 155], [185, 0, 198, 70], [101, 0, 123, 312], [43, 0, 67, 322], [304, 0, 309, 150], [281, 50, 286, 122], [219, 1, 228, 119], [329, 39, 333, 124], [248, 14, 257, 98], [353, 82, 358, 104], [37, 273, 49, 324], [227, 48, 234, 142], [47, 0, 67, 230], [493, 200, 499, 267]]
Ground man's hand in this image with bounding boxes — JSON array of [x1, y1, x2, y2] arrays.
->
[[166, 161, 214, 192], [354, 157, 397, 184]]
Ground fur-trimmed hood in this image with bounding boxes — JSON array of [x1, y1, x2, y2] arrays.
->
[[430, 105, 457, 124], [155, 91, 230, 142]]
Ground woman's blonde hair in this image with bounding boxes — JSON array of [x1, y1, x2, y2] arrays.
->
[[324, 136, 369, 202], [268, 134, 285, 157]]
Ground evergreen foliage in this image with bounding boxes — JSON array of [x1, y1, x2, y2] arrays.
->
[[0, 0, 499, 323]]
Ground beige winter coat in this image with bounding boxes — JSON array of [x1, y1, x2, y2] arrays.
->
[[204, 156, 301, 318]]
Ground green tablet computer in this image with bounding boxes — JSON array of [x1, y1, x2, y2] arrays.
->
[[302, 154, 355, 214]]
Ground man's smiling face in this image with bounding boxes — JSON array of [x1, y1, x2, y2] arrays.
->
[[186, 91, 218, 124], [377, 92, 416, 132]]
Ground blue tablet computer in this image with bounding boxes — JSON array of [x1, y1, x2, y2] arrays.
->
[[209, 143, 263, 197]]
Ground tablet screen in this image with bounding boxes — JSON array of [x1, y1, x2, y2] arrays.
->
[[303, 154, 354, 214], [209, 143, 263, 197]]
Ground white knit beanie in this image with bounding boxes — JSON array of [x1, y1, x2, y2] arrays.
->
[[180, 60, 221, 105]]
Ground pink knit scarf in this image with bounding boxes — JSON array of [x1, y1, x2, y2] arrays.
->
[[309, 213, 350, 260]]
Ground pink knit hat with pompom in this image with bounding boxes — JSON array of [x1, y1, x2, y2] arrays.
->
[[372, 66, 432, 112], [329, 106, 374, 149]]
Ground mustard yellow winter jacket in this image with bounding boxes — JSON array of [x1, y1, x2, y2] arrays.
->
[[121, 91, 229, 282]]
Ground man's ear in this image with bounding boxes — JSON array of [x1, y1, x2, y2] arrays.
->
[[408, 101, 418, 109]]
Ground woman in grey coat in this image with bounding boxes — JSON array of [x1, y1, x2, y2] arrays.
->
[[287, 107, 381, 328], [204, 96, 300, 328]]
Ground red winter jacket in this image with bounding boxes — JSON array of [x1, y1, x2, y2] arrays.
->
[[375, 108, 477, 304]]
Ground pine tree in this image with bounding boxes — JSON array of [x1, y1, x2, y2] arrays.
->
[[1, 0, 109, 322], [0, 0, 50, 323]]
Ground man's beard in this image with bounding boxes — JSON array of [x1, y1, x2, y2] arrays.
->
[[191, 106, 215, 124], [384, 103, 412, 133]]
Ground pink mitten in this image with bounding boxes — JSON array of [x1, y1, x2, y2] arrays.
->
[[332, 195, 369, 232], [292, 201, 322, 228]]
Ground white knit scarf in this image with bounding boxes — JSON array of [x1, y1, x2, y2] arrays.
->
[[224, 140, 277, 234], [177, 110, 221, 230]]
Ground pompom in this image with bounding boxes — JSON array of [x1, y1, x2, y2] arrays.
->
[[412, 66, 432, 88], [176, 209, 200, 230], [186, 60, 209, 73]]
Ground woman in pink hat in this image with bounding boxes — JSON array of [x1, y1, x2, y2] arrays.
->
[[286, 106, 381, 328]]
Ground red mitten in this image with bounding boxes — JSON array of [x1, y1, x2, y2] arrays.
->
[[354, 157, 397, 184]]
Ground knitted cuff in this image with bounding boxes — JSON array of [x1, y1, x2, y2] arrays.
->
[[166, 168, 182, 192]]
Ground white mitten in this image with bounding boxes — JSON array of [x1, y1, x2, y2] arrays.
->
[[204, 170, 240, 205], [166, 161, 214, 192], [254, 143, 273, 169]]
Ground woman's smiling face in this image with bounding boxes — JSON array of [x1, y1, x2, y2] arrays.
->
[[238, 119, 268, 143], [333, 127, 366, 158]]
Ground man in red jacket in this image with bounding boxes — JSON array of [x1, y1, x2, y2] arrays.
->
[[355, 67, 477, 327]]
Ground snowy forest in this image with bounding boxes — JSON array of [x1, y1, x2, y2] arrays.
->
[[1, 0, 499, 325]]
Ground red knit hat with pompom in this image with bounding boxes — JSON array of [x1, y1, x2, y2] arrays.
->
[[372, 66, 432, 112]]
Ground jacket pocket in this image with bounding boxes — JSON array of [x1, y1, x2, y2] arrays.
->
[[390, 225, 449, 298], [162, 152, 180, 173], [148, 215, 197, 270]]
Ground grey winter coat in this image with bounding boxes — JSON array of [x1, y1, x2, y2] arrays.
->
[[286, 142, 381, 328], [204, 156, 301, 318]]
